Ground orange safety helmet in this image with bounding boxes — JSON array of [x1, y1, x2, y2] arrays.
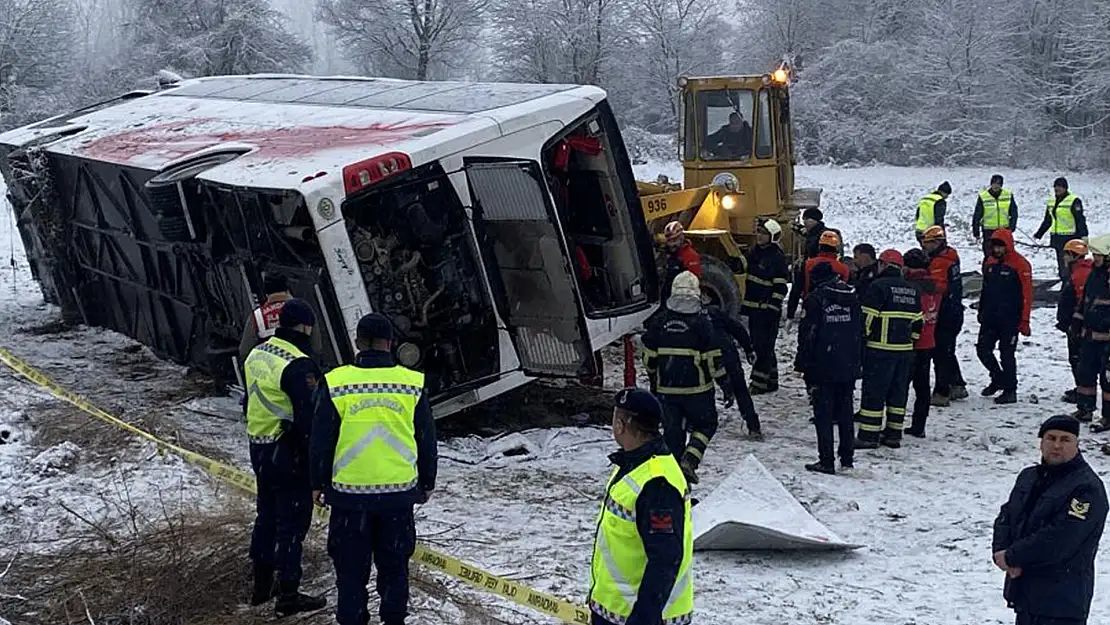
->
[[818, 230, 841, 248], [663, 221, 685, 243], [921, 225, 946, 243], [1064, 239, 1089, 257]]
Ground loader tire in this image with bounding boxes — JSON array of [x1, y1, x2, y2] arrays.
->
[[700, 255, 742, 319]]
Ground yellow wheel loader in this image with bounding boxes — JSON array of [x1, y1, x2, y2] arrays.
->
[[638, 63, 822, 317]]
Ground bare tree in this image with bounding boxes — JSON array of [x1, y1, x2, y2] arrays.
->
[[0, 0, 74, 129], [317, 0, 489, 80]]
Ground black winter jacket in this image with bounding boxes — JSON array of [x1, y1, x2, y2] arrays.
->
[[992, 454, 1107, 620], [861, 267, 923, 352], [741, 243, 790, 316], [1079, 265, 1110, 341], [706, 304, 753, 369], [795, 277, 863, 384], [642, 309, 724, 396], [849, 262, 881, 295]]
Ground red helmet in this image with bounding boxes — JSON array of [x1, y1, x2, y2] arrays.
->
[[879, 249, 904, 266], [663, 221, 685, 243]]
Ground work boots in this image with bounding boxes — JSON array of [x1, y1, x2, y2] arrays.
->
[[1093, 418, 1110, 433], [679, 453, 700, 485], [250, 564, 276, 606], [994, 391, 1017, 405], [274, 582, 326, 617], [1072, 408, 1095, 423], [929, 392, 950, 407], [981, 382, 1002, 397], [1063, 389, 1079, 404], [950, 385, 970, 401], [805, 461, 835, 475]]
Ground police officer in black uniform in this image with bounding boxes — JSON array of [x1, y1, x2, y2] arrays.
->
[[742, 218, 790, 395], [642, 271, 726, 484], [796, 262, 863, 474], [993, 415, 1107, 625]]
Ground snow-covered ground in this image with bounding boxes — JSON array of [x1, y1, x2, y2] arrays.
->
[[3, 166, 1110, 624]]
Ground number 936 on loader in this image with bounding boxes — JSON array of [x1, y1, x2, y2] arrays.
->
[[637, 62, 822, 319]]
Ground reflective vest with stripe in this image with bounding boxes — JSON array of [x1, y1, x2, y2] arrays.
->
[[589, 455, 694, 625], [915, 193, 943, 232], [244, 336, 306, 444], [326, 364, 424, 495], [1047, 193, 1079, 235], [979, 189, 1013, 229]]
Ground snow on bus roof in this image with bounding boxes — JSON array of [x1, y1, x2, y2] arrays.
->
[[0, 75, 604, 190]]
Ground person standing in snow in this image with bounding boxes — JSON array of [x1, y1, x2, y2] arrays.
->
[[787, 230, 850, 321], [1070, 235, 1110, 430], [588, 388, 693, 625], [238, 273, 323, 366], [915, 181, 951, 243], [310, 313, 437, 625], [1057, 240, 1094, 405], [786, 209, 842, 319], [705, 299, 762, 440], [978, 229, 1033, 405], [856, 250, 922, 449], [921, 226, 969, 405], [796, 262, 863, 474], [973, 174, 1019, 259], [242, 298, 327, 616], [1034, 177, 1089, 283], [904, 249, 940, 438], [849, 243, 880, 294], [641, 271, 726, 484], [659, 221, 702, 302], [741, 219, 790, 395], [992, 415, 1107, 625]]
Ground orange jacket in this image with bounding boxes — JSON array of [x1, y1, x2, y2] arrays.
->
[[804, 253, 850, 296]]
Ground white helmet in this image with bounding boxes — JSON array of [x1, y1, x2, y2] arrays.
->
[[663, 221, 685, 243], [670, 271, 701, 299], [1089, 235, 1110, 256], [760, 219, 782, 241]]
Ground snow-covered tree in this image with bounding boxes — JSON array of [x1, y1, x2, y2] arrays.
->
[[124, 0, 313, 78], [0, 0, 75, 129], [316, 0, 489, 80]]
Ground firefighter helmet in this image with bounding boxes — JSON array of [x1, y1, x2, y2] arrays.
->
[[670, 271, 701, 298], [759, 219, 782, 241], [879, 249, 904, 266], [1064, 239, 1089, 257], [663, 221, 685, 243], [921, 225, 946, 243], [818, 230, 841, 248], [1089, 235, 1110, 257]]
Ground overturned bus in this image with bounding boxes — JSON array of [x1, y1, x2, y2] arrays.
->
[[0, 75, 660, 416]]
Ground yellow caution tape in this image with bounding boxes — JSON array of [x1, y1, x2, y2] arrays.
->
[[0, 347, 591, 624]]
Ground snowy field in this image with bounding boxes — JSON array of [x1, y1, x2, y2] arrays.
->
[[3, 166, 1110, 624]]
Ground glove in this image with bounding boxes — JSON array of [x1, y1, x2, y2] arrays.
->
[[1019, 322, 1031, 337], [745, 350, 756, 365]]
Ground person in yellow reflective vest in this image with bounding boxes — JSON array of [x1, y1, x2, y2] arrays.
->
[[589, 387, 694, 625], [972, 174, 1019, 258], [914, 181, 952, 242], [242, 298, 327, 616], [310, 313, 437, 625], [1035, 177, 1089, 282]]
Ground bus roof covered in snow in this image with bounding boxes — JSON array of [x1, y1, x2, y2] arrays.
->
[[0, 74, 606, 188]]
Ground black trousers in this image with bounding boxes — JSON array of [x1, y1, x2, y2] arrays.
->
[[1076, 340, 1110, 415], [933, 312, 966, 396], [858, 350, 914, 442], [329, 506, 417, 625], [724, 360, 760, 431], [748, 310, 780, 392], [812, 381, 855, 466], [910, 349, 932, 432], [1068, 332, 1082, 389], [1051, 234, 1073, 284], [977, 324, 1019, 391], [249, 445, 312, 585], [1015, 612, 1085, 625], [661, 394, 718, 468]]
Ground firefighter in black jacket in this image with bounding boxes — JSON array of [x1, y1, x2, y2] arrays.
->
[[1058, 240, 1094, 404], [642, 271, 727, 484], [705, 302, 761, 440], [993, 415, 1107, 625], [741, 219, 790, 395], [796, 262, 863, 474], [856, 250, 923, 449], [1072, 235, 1110, 430]]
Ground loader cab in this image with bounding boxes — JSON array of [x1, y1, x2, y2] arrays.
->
[[677, 70, 808, 260]]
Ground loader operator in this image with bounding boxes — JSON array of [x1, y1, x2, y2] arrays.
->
[[973, 174, 1019, 258], [660, 221, 702, 302], [1058, 240, 1094, 405], [310, 313, 438, 625], [742, 219, 790, 395], [856, 250, 923, 449], [243, 298, 327, 617], [588, 388, 693, 625], [915, 181, 951, 243], [705, 111, 752, 159], [1034, 177, 1089, 283], [641, 271, 726, 485]]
